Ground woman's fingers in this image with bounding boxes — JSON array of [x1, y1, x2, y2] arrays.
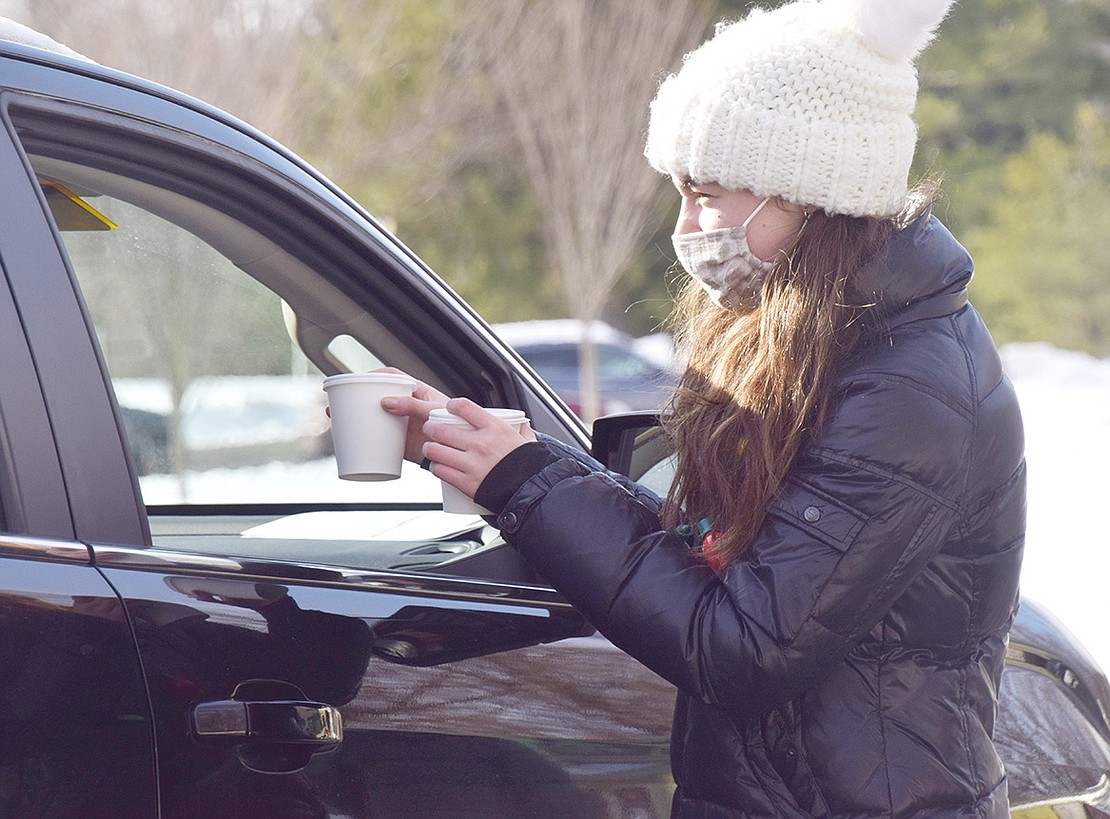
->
[[368, 370, 450, 463], [442, 396, 488, 426], [421, 400, 531, 498], [414, 381, 450, 404]]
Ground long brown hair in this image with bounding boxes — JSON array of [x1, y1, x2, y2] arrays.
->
[[661, 189, 933, 568]]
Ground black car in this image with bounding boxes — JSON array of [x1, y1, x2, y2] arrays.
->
[[0, 27, 1106, 818]]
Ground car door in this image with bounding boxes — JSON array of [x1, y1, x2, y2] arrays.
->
[[0, 53, 677, 818], [0, 82, 157, 817]]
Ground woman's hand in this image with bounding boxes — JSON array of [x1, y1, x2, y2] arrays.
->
[[421, 397, 535, 500], [376, 368, 451, 463]]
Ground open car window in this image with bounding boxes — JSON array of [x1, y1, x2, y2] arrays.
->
[[10, 99, 541, 581], [29, 168, 433, 503]]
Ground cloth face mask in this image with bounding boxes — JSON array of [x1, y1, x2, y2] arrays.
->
[[672, 197, 773, 310]]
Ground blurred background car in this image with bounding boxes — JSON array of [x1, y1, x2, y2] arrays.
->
[[114, 376, 332, 474], [494, 319, 676, 416], [179, 375, 332, 471]]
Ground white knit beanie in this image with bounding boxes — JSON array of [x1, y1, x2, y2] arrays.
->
[[645, 0, 956, 217]]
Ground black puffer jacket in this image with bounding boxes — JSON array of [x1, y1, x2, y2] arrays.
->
[[480, 214, 1025, 817]]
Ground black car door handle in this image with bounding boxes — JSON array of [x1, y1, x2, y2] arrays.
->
[[191, 679, 343, 773]]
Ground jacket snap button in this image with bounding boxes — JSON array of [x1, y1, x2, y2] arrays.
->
[[803, 506, 821, 523], [500, 511, 519, 530]]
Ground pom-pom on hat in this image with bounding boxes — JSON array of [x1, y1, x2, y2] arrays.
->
[[645, 0, 956, 217]]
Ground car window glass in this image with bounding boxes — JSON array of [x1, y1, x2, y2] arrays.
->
[[15, 137, 517, 578], [29, 177, 446, 503]]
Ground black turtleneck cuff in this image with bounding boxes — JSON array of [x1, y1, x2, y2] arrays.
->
[[474, 442, 559, 516]]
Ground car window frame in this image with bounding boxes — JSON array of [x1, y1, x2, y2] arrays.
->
[[0, 74, 587, 555], [0, 92, 137, 542], [0, 181, 69, 538]]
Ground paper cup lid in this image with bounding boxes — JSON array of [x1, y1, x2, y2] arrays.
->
[[323, 372, 416, 390], [487, 408, 528, 422], [428, 407, 527, 424], [428, 408, 469, 425]]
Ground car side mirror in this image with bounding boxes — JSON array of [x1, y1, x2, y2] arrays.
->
[[591, 411, 669, 480]]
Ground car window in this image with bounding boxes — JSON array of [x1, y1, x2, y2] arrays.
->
[[31, 167, 443, 505], [10, 101, 533, 579]]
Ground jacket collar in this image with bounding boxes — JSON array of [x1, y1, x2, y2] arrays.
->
[[855, 210, 973, 329]]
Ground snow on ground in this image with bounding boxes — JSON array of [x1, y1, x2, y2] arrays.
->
[[1000, 342, 1110, 672]]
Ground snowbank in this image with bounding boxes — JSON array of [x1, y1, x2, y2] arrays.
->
[[1000, 342, 1110, 672]]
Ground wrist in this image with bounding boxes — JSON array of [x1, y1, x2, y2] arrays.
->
[[474, 442, 559, 516]]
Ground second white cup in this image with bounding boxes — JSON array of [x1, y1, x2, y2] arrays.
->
[[427, 407, 528, 514]]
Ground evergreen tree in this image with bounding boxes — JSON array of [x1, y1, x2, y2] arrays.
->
[[968, 106, 1110, 355]]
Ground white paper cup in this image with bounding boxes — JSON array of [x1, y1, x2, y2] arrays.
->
[[427, 407, 528, 514], [323, 373, 415, 481]]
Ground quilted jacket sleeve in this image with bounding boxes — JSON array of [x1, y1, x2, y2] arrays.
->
[[495, 368, 972, 720], [536, 432, 664, 510]]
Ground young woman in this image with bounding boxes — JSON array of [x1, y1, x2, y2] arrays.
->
[[384, 0, 1025, 815]]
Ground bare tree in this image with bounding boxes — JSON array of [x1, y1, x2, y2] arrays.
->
[[290, 0, 524, 228], [483, 0, 708, 420], [3, 0, 711, 422], [0, 0, 312, 141]]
